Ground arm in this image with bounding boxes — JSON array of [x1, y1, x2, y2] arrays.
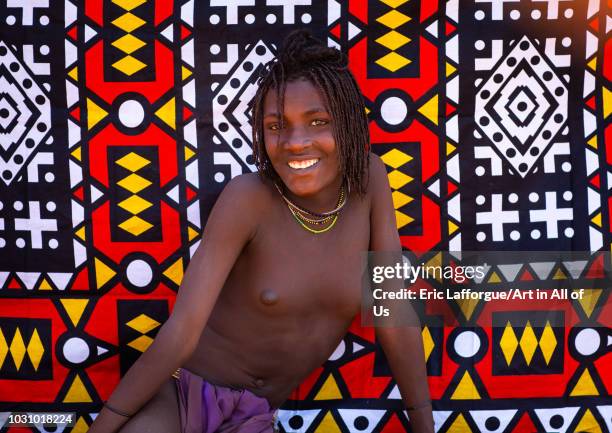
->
[[368, 154, 434, 433], [88, 175, 261, 433]]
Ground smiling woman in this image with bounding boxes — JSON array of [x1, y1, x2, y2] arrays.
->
[[88, 30, 434, 433]]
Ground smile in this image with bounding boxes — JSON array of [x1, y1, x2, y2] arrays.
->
[[287, 158, 319, 170]]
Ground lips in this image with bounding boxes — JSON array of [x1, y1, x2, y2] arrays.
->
[[287, 158, 319, 170]]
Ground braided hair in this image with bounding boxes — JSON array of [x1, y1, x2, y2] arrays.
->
[[250, 30, 370, 196]]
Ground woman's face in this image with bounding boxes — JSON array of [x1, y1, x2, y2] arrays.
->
[[263, 78, 341, 198]]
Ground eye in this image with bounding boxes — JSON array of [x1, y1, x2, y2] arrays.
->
[[267, 123, 280, 131], [311, 119, 329, 126]]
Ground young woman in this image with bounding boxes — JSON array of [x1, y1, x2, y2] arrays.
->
[[89, 30, 434, 433]]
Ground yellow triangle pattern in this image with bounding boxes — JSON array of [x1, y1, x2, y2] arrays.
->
[[577, 288, 602, 317], [182, 66, 193, 80], [63, 374, 93, 402], [112, 55, 147, 76], [72, 416, 91, 433], [314, 412, 342, 433], [451, 371, 481, 400], [188, 227, 199, 241], [604, 86, 611, 119], [111, 12, 146, 32], [587, 56, 597, 71], [446, 142, 456, 155], [456, 298, 479, 321], [592, 212, 602, 227], [376, 30, 411, 51], [418, 95, 438, 125], [164, 258, 184, 285], [573, 409, 602, 433], [155, 98, 176, 129], [94, 258, 116, 289], [38, 278, 53, 291], [68, 66, 78, 81], [71, 146, 82, 161], [391, 190, 413, 209], [446, 62, 456, 77], [448, 220, 459, 235], [112, 33, 146, 55], [75, 226, 86, 241], [314, 374, 343, 400], [488, 271, 501, 283], [375, 52, 411, 72], [60, 299, 89, 327], [570, 369, 599, 396], [87, 99, 108, 130], [552, 267, 567, 280], [395, 210, 414, 229], [185, 146, 196, 161], [447, 413, 473, 433], [587, 135, 598, 149]]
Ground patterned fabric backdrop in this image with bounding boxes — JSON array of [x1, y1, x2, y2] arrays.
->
[[0, 0, 610, 432]]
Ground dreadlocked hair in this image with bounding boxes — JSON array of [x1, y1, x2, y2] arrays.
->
[[250, 29, 370, 196]]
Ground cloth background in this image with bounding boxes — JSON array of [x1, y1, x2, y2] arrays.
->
[[0, 0, 610, 432]]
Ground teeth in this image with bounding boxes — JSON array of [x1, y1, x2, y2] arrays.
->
[[288, 159, 319, 169]]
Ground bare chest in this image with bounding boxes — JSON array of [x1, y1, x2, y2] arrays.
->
[[221, 199, 370, 317]]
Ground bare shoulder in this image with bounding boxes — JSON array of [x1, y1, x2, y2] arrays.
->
[[219, 173, 270, 209], [366, 152, 390, 197]]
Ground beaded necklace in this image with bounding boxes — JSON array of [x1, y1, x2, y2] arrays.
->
[[275, 182, 348, 234]]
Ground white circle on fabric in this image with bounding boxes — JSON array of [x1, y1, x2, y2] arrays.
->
[[380, 96, 407, 126], [454, 331, 480, 358], [564, 8, 573, 18], [476, 195, 485, 205], [475, 40, 485, 50], [64, 337, 90, 363], [126, 259, 153, 287], [508, 193, 518, 203], [474, 10, 485, 20], [6, 15, 16, 25], [16, 238, 25, 248], [40, 45, 50, 55], [245, 14, 255, 24], [266, 14, 276, 24], [563, 191, 572, 201], [575, 328, 600, 355], [40, 15, 49, 25], [510, 10, 520, 20], [0, 238, 5, 248], [531, 229, 541, 239], [49, 239, 58, 249], [45, 172, 55, 182], [301, 13, 312, 24], [210, 14, 220, 25], [562, 162, 571, 172], [475, 166, 485, 176], [529, 192, 539, 203], [118, 99, 145, 128], [564, 227, 574, 237], [531, 10, 541, 19], [214, 172, 225, 183], [47, 201, 56, 212], [14, 201, 23, 211], [210, 44, 220, 55], [476, 232, 486, 242], [510, 230, 520, 240]]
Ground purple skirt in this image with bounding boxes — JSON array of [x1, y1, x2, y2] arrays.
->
[[174, 368, 277, 433]]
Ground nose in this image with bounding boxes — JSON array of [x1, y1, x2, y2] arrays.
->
[[281, 126, 312, 152]]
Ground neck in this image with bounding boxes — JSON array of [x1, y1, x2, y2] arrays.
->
[[283, 177, 344, 215]]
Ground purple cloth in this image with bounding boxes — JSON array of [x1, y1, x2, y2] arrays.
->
[[174, 367, 276, 433]]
